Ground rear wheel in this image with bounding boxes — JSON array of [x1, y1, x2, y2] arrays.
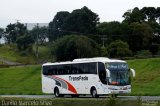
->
[[91, 88, 99, 98], [54, 87, 60, 97]]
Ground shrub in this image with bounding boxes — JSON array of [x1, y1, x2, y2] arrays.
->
[[108, 40, 132, 58], [52, 35, 100, 61]]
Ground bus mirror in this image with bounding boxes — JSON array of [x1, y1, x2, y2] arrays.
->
[[106, 69, 110, 78], [130, 68, 135, 77]]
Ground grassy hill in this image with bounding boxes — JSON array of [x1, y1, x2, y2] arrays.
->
[[0, 65, 42, 94], [0, 58, 160, 95], [0, 44, 52, 64], [128, 58, 160, 96]]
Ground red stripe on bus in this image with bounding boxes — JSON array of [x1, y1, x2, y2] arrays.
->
[[52, 76, 77, 94]]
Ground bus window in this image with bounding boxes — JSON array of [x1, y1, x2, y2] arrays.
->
[[43, 66, 54, 75], [98, 62, 107, 84], [57, 65, 65, 75], [89, 62, 97, 74], [64, 65, 71, 74], [52, 65, 58, 75], [84, 63, 89, 74], [79, 63, 89, 74], [71, 64, 79, 74], [43, 66, 49, 75]]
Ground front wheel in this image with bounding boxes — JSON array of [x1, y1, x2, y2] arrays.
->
[[91, 88, 99, 98]]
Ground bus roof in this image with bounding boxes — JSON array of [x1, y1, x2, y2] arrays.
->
[[42, 57, 126, 66]]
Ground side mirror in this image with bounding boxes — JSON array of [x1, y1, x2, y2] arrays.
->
[[130, 68, 135, 77], [106, 69, 110, 78]]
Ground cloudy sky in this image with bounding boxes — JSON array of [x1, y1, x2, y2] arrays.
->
[[0, 0, 160, 28]]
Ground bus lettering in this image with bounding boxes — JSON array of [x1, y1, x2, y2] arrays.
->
[[69, 76, 88, 81]]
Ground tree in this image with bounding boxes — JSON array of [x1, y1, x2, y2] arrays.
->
[[0, 28, 4, 39], [146, 21, 160, 39], [48, 11, 70, 41], [141, 7, 156, 22], [16, 35, 34, 51], [48, 6, 99, 41], [52, 35, 100, 61], [96, 21, 132, 46], [97, 21, 121, 35], [30, 26, 48, 44], [149, 44, 159, 56], [4, 22, 27, 44], [156, 7, 160, 24], [108, 40, 132, 58], [63, 6, 99, 34], [4, 23, 16, 43], [100, 46, 108, 57], [123, 7, 145, 24], [129, 22, 153, 52], [122, 7, 160, 52]]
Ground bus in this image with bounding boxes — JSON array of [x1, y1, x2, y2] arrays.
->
[[42, 57, 135, 97]]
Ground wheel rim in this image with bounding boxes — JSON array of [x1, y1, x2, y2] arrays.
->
[[92, 89, 97, 97], [55, 89, 59, 97]]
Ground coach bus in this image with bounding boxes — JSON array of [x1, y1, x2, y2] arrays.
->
[[42, 57, 135, 97]]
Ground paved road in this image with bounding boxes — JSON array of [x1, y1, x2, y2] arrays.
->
[[0, 95, 160, 101]]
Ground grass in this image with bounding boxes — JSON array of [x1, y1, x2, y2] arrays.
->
[[32, 45, 53, 63], [0, 45, 22, 62], [0, 61, 5, 65], [128, 58, 160, 96], [0, 58, 160, 95], [0, 65, 42, 95], [0, 44, 52, 64]]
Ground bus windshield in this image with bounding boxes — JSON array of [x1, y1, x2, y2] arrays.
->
[[105, 62, 130, 86]]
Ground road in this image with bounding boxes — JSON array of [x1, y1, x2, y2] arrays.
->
[[0, 95, 160, 101]]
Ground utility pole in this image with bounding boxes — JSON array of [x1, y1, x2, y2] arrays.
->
[[101, 35, 108, 47], [15, 19, 20, 24], [36, 23, 39, 64]]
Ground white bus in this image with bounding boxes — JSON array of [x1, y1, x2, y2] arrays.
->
[[42, 57, 135, 97]]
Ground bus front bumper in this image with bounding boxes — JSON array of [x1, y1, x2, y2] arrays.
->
[[108, 89, 131, 94]]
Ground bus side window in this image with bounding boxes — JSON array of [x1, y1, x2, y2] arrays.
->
[[79, 63, 89, 74], [48, 69, 53, 75], [64, 65, 71, 74], [58, 65, 64, 75], [43, 66, 54, 75], [84, 63, 89, 74], [78, 64, 83, 74], [98, 62, 107, 84], [71, 64, 79, 74], [89, 62, 97, 74], [43, 66, 49, 75], [52, 65, 57, 75], [79, 63, 84, 74]]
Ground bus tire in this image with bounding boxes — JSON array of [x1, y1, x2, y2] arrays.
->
[[91, 87, 99, 98], [54, 87, 60, 97]]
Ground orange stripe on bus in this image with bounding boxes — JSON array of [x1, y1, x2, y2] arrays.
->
[[52, 76, 77, 94]]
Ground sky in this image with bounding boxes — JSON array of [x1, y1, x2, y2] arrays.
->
[[0, 0, 160, 28]]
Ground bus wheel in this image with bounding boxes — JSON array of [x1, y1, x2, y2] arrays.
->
[[91, 88, 99, 98], [54, 87, 60, 97]]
